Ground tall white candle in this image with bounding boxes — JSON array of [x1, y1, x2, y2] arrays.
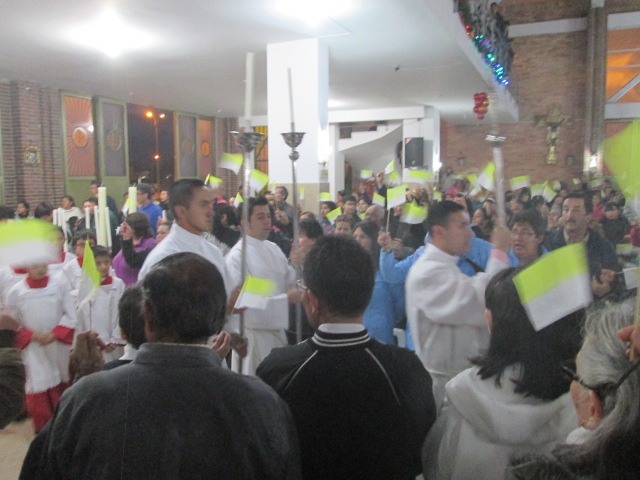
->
[[52, 209, 58, 226], [287, 67, 295, 132], [244, 52, 254, 128], [84, 207, 91, 226], [128, 187, 138, 213], [93, 206, 102, 246], [104, 207, 112, 248]]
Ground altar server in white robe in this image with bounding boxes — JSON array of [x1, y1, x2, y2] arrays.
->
[[76, 246, 125, 362], [226, 196, 301, 376], [5, 264, 77, 432]]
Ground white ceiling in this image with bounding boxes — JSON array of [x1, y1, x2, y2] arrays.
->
[[0, 0, 510, 124]]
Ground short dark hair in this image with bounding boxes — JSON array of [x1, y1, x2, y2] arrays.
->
[[169, 179, 205, 218], [17, 199, 30, 210], [604, 202, 620, 212], [474, 268, 584, 400], [72, 230, 97, 247], [512, 209, 546, 237], [118, 286, 146, 349], [303, 235, 374, 317], [343, 195, 356, 204], [91, 245, 110, 259], [63, 195, 75, 206], [564, 192, 593, 214], [142, 252, 227, 343], [90, 180, 100, 187], [426, 200, 465, 234], [85, 197, 98, 206], [34, 201, 54, 219], [321, 201, 337, 212], [299, 219, 323, 239], [137, 183, 153, 200], [244, 196, 269, 220], [125, 212, 154, 239], [277, 185, 289, 200]]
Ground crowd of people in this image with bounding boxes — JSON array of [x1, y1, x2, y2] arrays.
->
[[0, 169, 639, 479]]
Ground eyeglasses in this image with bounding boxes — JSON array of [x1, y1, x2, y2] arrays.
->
[[511, 228, 536, 238], [561, 358, 640, 400]]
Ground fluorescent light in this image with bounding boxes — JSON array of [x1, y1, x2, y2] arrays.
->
[[275, 0, 353, 26], [66, 7, 153, 58]]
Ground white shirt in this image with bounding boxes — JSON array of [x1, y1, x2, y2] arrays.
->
[[406, 243, 508, 378], [138, 223, 229, 293]]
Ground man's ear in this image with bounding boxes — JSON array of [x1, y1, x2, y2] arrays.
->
[[143, 300, 157, 343], [173, 205, 186, 223], [584, 390, 604, 430], [303, 290, 321, 329]]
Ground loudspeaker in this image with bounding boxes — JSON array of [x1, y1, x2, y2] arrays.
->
[[404, 137, 424, 168]]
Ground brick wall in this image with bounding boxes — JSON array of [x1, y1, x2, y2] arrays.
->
[[441, 28, 589, 187], [0, 80, 65, 209]]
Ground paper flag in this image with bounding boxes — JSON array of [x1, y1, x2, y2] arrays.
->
[[220, 153, 243, 174], [249, 169, 269, 192], [387, 171, 401, 186], [234, 275, 276, 310], [360, 169, 373, 179], [385, 160, 395, 175], [542, 182, 556, 203], [299, 187, 305, 200], [387, 185, 407, 209], [319, 192, 333, 202], [400, 202, 428, 224], [326, 207, 342, 224], [477, 162, 495, 191], [603, 118, 640, 197], [372, 192, 386, 207], [0, 219, 59, 267], [513, 243, 591, 331], [510, 175, 530, 191], [82, 239, 101, 290], [235, 192, 244, 204], [404, 169, 434, 186], [432, 191, 442, 202]]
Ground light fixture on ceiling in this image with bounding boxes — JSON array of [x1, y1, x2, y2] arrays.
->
[[66, 7, 153, 58], [275, 0, 353, 27]]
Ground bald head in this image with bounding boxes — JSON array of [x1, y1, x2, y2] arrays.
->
[[364, 205, 385, 227]]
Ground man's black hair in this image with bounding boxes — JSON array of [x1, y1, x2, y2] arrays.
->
[[72, 230, 97, 247], [564, 192, 593, 214], [303, 235, 374, 318], [169, 178, 205, 219], [91, 245, 110, 259], [142, 252, 227, 343], [299, 219, 323, 240], [426, 200, 465, 234], [118, 286, 146, 349], [277, 185, 289, 200]]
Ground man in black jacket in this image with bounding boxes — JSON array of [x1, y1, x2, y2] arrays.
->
[[257, 235, 436, 480], [545, 192, 621, 299]]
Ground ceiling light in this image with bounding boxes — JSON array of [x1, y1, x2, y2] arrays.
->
[[66, 7, 153, 58], [275, 0, 353, 27]]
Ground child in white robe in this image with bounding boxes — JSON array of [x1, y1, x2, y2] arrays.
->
[[5, 264, 77, 432], [0, 265, 28, 311], [76, 246, 125, 363], [61, 230, 96, 308], [47, 227, 77, 280]]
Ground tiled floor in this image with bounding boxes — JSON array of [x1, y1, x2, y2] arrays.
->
[[0, 419, 34, 480]]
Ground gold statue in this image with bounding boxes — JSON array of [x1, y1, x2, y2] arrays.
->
[[534, 106, 572, 164]]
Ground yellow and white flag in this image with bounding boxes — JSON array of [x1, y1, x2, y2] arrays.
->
[[542, 181, 556, 203], [513, 243, 592, 331], [400, 202, 428, 224], [205, 174, 223, 186], [319, 192, 333, 202], [372, 192, 386, 207], [530, 183, 544, 197], [249, 169, 269, 192], [219, 153, 243, 174], [360, 169, 373, 180], [510, 175, 530, 191], [0, 219, 59, 267], [386, 185, 407, 209], [326, 207, 342, 224], [234, 275, 276, 310], [604, 118, 640, 198], [384, 159, 395, 175], [477, 162, 495, 191], [403, 169, 434, 186]]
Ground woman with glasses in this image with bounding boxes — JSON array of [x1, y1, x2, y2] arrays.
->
[[507, 299, 640, 479], [423, 267, 583, 479]]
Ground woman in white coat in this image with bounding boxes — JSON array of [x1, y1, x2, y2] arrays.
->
[[423, 268, 583, 480]]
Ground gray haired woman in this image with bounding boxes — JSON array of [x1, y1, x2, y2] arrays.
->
[[506, 299, 640, 480]]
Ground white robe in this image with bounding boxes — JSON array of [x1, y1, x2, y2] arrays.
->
[[405, 243, 508, 409], [76, 277, 126, 362], [48, 251, 77, 280], [0, 266, 28, 311], [423, 365, 577, 480], [139, 223, 230, 293], [225, 235, 295, 376], [5, 276, 77, 393]]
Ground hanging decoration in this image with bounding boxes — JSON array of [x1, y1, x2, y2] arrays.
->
[[473, 93, 489, 120]]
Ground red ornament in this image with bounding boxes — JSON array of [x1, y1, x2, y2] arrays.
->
[[473, 92, 489, 120]]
